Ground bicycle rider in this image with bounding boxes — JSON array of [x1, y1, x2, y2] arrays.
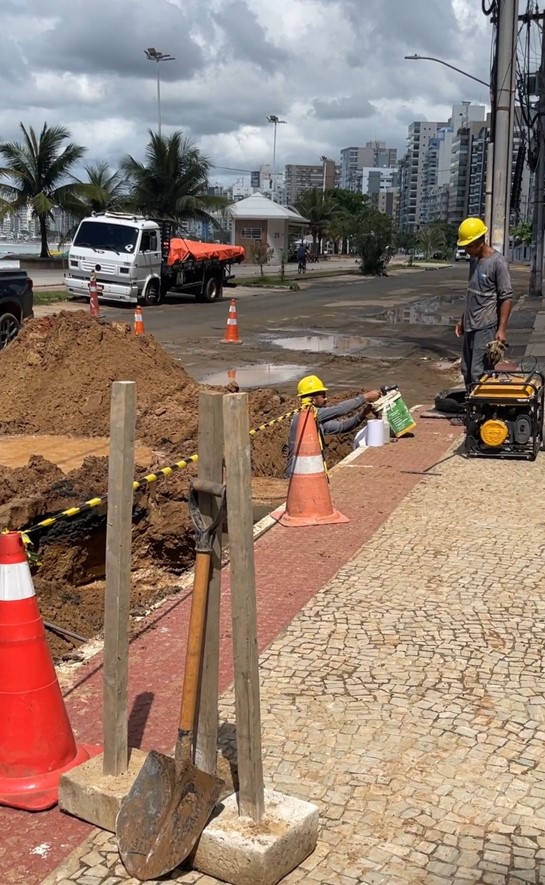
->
[[296, 242, 307, 274]]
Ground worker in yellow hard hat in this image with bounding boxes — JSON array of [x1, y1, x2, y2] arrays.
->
[[455, 217, 513, 391], [284, 375, 381, 477]]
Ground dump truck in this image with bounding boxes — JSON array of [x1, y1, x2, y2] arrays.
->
[[64, 212, 245, 306]]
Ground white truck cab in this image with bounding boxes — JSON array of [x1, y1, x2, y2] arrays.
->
[[65, 212, 166, 305]]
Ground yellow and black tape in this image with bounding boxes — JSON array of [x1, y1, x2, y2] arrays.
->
[[21, 454, 200, 535], [249, 407, 301, 437], [132, 453, 199, 491]]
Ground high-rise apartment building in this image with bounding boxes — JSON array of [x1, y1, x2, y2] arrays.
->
[[340, 141, 397, 192], [284, 160, 338, 205], [397, 121, 449, 231], [361, 167, 398, 217]]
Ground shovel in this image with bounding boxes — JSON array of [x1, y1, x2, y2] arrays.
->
[[116, 479, 226, 881]]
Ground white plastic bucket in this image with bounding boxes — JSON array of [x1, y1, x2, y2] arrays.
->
[[366, 419, 384, 447]]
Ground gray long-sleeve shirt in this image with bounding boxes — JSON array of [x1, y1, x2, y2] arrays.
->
[[284, 396, 366, 478], [464, 250, 513, 332]]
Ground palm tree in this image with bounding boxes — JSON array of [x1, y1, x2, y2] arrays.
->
[[294, 188, 338, 254], [121, 130, 223, 224], [0, 123, 86, 257], [416, 225, 447, 259], [79, 162, 127, 214]]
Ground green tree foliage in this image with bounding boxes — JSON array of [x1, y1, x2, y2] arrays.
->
[[511, 220, 532, 247], [416, 224, 446, 259], [121, 130, 223, 224], [0, 123, 86, 257], [294, 188, 337, 252], [353, 207, 393, 275], [327, 189, 369, 253], [78, 162, 127, 214]]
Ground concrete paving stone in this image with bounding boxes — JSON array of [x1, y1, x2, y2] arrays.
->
[[454, 869, 482, 882]]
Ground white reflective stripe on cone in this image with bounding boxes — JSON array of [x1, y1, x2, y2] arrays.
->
[[293, 454, 324, 475], [0, 562, 35, 601], [226, 319, 238, 325]]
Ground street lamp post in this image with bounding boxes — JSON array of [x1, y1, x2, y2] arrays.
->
[[320, 155, 328, 193], [145, 47, 175, 137], [266, 114, 287, 202], [404, 54, 490, 89], [404, 51, 509, 252]]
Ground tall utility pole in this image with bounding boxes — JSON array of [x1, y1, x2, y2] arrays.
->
[[529, 15, 545, 297], [489, 0, 518, 256], [144, 48, 175, 137], [320, 155, 328, 193], [266, 114, 287, 202]]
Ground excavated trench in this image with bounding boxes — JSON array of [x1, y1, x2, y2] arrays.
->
[[0, 311, 360, 662]]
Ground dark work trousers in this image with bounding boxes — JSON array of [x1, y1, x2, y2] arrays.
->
[[461, 325, 497, 388]]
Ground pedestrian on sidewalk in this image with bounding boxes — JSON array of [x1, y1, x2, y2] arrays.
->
[[284, 374, 381, 477], [455, 217, 513, 387]]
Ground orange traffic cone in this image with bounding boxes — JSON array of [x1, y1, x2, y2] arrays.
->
[[222, 299, 242, 344], [88, 275, 100, 319], [275, 407, 349, 527], [134, 305, 145, 336], [0, 532, 101, 811]]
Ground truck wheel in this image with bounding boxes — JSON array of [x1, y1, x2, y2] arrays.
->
[[143, 280, 162, 306], [198, 277, 222, 303], [0, 312, 21, 349]]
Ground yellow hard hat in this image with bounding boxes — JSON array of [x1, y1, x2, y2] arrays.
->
[[457, 217, 488, 247], [297, 374, 328, 397]]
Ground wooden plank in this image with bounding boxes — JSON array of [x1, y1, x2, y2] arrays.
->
[[103, 381, 136, 776], [223, 393, 265, 821], [194, 391, 224, 775]]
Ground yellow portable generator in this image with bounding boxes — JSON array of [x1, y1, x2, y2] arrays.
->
[[466, 370, 544, 461]]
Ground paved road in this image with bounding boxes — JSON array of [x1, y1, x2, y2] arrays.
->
[[35, 263, 535, 400], [94, 264, 534, 394]]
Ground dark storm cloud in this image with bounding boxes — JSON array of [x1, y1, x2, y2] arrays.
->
[[0, 0, 492, 172], [28, 0, 205, 80], [212, 0, 289, 72], [311, 96, 375, 121]]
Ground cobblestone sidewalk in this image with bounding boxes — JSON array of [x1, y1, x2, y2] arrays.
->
[[44, 439, 545, 885]]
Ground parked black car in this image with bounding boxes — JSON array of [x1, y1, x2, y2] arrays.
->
[[0, 268, 34, 349]]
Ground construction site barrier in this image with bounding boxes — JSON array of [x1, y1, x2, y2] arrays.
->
[[15, 409, 302, 538]]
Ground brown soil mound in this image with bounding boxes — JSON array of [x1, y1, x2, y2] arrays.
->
[[0, 312, 360, 661], [0, 311, 201, 446]]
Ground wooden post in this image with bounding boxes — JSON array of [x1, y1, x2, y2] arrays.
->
[[103, 381, 136, 776], [223, 393, 265, 822], [194, 391, 224, 775]]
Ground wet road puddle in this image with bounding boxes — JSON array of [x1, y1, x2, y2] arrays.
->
[[0, 435, 154, 472], [377, 293, 465, 326], [261, 332, 408, 359], [200, 363, 310, 388]]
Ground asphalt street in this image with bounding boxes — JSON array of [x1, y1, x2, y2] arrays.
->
[[35, 263, 536, 402]]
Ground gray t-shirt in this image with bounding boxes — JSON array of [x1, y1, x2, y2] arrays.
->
[[464, 250, 512, 332]]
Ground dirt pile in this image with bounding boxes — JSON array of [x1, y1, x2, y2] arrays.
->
[[0, 311, 308, 469], [0, 311, 201, 450]]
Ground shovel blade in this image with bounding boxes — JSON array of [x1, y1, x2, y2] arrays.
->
[[116, 749, 224, 882]]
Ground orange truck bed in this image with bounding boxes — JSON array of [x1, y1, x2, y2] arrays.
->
[[167, 239, 245, 266]]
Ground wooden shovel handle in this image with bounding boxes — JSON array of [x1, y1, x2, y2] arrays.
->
[[178, 551, 212, 741]]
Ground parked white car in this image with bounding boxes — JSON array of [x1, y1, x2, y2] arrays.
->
[[455, 247, 470, 261]]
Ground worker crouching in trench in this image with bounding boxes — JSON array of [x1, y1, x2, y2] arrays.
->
[[284, 374, 382, 478]]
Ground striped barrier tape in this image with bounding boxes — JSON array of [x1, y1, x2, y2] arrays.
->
[[18, 408, 302, 536]]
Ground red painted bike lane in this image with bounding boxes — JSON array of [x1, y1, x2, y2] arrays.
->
[[1, 416, 460, 883]]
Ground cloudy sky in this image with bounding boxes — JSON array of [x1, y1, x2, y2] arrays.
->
[[0, 0, 495, 183]]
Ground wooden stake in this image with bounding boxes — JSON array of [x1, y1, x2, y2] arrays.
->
[[194, 391, 224, 775], [223, 393, 265, 822], [103, 381, 136, 776]]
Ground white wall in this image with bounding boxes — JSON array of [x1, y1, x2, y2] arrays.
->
[[267, 219, 288, 262]]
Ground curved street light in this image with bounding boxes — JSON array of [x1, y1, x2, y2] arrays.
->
[[404, 54, 490, 90], [266, 114, 287, 202], [145, 47, 176, 136]]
